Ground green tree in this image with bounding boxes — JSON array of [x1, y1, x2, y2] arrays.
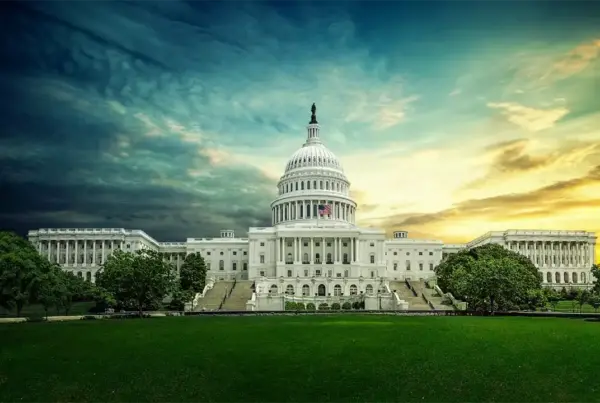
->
[[587, 293, 600, 313], [575, 289, 590, 313], [526, 289, 548, 311], [435, 244, 542, 313], [0, 231, 46, 316], [55, 271, 92, 315], [545, 288, 561, 311], [35, 264, 63, 318], [179, 253, 207, 294], [591, 264, 600, 293], [97, 249, 176, 317]]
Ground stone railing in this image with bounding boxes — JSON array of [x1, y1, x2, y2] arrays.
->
[[405, 279, 418, 297], [433, 285, 466, 311]]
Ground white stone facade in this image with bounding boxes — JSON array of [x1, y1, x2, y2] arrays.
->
[[26, 106, 597, 306]]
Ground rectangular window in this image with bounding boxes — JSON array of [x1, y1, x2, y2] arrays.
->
[[429, 263, 433, 271], [207, 263, 211, 270], [232, 263, 237, 271], [429, 252, 433, 256], [260, 271, 265, 277], [287, 270, 292, 277], [260, 255, 265, 263], [315, 242, 320, 247], [207, 251, 211, 256], [243, 262, 248, 270], [419, 252, 423, 256], [336, 273, 341, 278], [370, 242, 374, 247], [419, 263, 423, 271], [304, 269, 308, 277], [327, 243, 331, 247], [393, 263, 397, 271], [370, 255, 375, 264], [287, 242, 292, 247], [343, 243, 347, 247], [260, 242, 265, 247], [243, 251, 247, 255], [233, 251, 237, 255], [316, 270, 321, 277], [370, 271, 375, 278], [304, 242, 308, 247], [328, 270, 332, 277], [406, 260, 411, 271], [344, 270, 349, 277]]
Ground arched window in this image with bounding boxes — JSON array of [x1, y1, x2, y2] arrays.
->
[[555, 272, 560, 283], [582, 272, 587, 283], [270, 285, 278, 295], [564, 272, 569, 283], [366, 285, 374, 295], [349, 284, 357, 295], [286, 285, 294, 295], [303, 253, 308, 263], [546, 272, 551, 283], [319, 180, 323, 189], [326, 182, 330, 190], [326, 253, 332, 263], [301, 182, 305, 190], [343, 253, 349, 263], [313, 180, 316, 189], [572, 272, 578, 283], [302, 284, 310, 296], [334, 284, 342, 296], [295, 182, 298, 191], [317, 284, 326, 296], [86, 272, 91, 282], [219, 260, 224, 270], [286, 253, 292, 264]]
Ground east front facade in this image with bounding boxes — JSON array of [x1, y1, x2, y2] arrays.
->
[[27, 106, 597, 310]]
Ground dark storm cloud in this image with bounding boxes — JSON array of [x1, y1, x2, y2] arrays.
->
[[0, 1, 278, 240]]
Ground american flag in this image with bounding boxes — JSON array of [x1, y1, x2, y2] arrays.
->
[[318, 204, 331, 216]]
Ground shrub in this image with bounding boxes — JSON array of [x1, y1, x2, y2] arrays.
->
[[318, 303, 329, 311], [285, 301, 296, 311], [342, 302, 352, 310], [351, 301, 360, 310], [295, 302, 305, 311], [331, 303, 341, 310], [306, 302, 316, 311]]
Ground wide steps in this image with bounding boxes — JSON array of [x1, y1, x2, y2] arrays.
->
[[196, 281, 233, 311], [221, 281, 254, 311]]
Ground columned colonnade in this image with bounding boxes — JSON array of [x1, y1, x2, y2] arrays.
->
[[272, 199, 356, 224], [507, 240, 593, 267], [274, 236, 361, 264]]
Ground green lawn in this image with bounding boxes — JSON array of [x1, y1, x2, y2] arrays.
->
[[1, 316, 599, 402], [550, 300, 598, 313]]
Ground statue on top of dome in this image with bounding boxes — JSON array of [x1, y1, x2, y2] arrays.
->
[[310, 103, 318, 124]]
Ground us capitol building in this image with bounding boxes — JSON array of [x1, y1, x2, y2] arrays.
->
[[28, 105, 597, 310]]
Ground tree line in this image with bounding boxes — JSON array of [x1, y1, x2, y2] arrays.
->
[[435, 243, 600, 313], [0, 231, 207, 317]]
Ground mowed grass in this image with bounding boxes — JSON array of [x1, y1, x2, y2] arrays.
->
[[1, 316, 599, 402]]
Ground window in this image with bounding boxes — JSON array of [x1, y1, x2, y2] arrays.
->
[[303, 253, 308, 263], [406, 260, 411, 271], [429, 263, 434, 270], [315, 242, 320, 247], [315, 253, 321, 263], [327, 242, 331, 247], [370, 271, 375, 278], [260, 242, 265, 247], [260, 271, 265, 277], [555, 272, 560, 283], [370, 242, 375, 247], [546, 272, 551, 283], [563, 272, 569, 283], [232, 262, 237, 271], [243, 263, 247, 271], [220, 251, 224, 255], [287, 270, 292, 277], [302, 285, 310, 296], [419, 263, 423, 271], [260, 255, 265, 263], [370, 254, 375, 264], [219, 260, 224, 270], [304, 269, 308, 277], [243, 251, 247, 255], [207, 263, 211, 270], [287, 242, 292, 247], [233, 251, 237, 255], [350, 284, 358, 295], [336, 273, 341, 278], [343, 243, 347, 247], [419, 252, 423, 256], [86, 272, 92, 282], [366, 285, 373, 295], [393, 252, 397, 255], [393, 263, 397, 271], [316, 270, 321, 277], [429, 252, 433, 256], [327, 253, 332, 263], [327, 270, 332, 277], [344, 270, 349, 278], [334, 285, 342, 296], [304, 242, 308, 247], [406, 252, 410, 255], [207, 251, 211, 256]]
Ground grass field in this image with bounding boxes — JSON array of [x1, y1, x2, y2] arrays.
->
[[1, 315, 599, 402]]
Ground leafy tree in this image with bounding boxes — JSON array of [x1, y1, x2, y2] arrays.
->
[[576, 289, 590, 313], [545, 288, 561, 311], [591, 264, 600, 293], [0, 231, 47, 316], [55, 271, 92, 315], [97, 249, 176, 317], [587, 293, 600, 313], [435, 244, 542, 313], [35, 264, 63, 318], [526, 289, 547, 311], [180, 253, 207, 294]]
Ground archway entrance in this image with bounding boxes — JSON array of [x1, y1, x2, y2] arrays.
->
[[317, 284, 326, 296]]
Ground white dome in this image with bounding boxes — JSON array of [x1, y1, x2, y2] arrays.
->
[[284, 143, 343, 173]]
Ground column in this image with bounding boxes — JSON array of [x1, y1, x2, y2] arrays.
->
[[74, 241, 79, 265], [322, 237, 325, 263], [92, 240, 96, 266], [356, 239, 360, 263], [293, 237, 297, 262], [350, 238, 354, 263], [334, 237, 338, 263], [310, 237, 314, 264], [533, 241, 537, 266], [65, 241, 70, 265], [102, 241, 106, 264], [56, 241, 60, 264], [47, 241, 51, 260], [84, 240, 88, 264], [276, 237, 280, 263]]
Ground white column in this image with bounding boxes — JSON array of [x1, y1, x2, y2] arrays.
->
[[102, 241, 106, 264], [310, 237, 314, 264], [65, 241, 70, 265], [276, 237, 280, 263], [334, 237, 338, 263], [74, 241, 79, 265], [350, 238, 354, 263], [293, 237, 297, 262], [92, 241, 96, 266], [322, 237, 325, 263], [56, 241, 60, 264], [84, 240, 88, 264], [46, 241, 51, 260], [356, 239, 360, 263]]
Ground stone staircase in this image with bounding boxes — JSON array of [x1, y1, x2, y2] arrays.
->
[[389, 281, 432, 310], [221, 281, 254, 311], [195, 281, 233, 311], [409, 280, 454, 311]]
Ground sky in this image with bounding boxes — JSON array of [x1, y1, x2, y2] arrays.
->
[[0, 1, 598, 262]]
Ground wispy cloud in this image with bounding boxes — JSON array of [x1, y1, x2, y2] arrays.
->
[[487, 102, 569, 132]]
